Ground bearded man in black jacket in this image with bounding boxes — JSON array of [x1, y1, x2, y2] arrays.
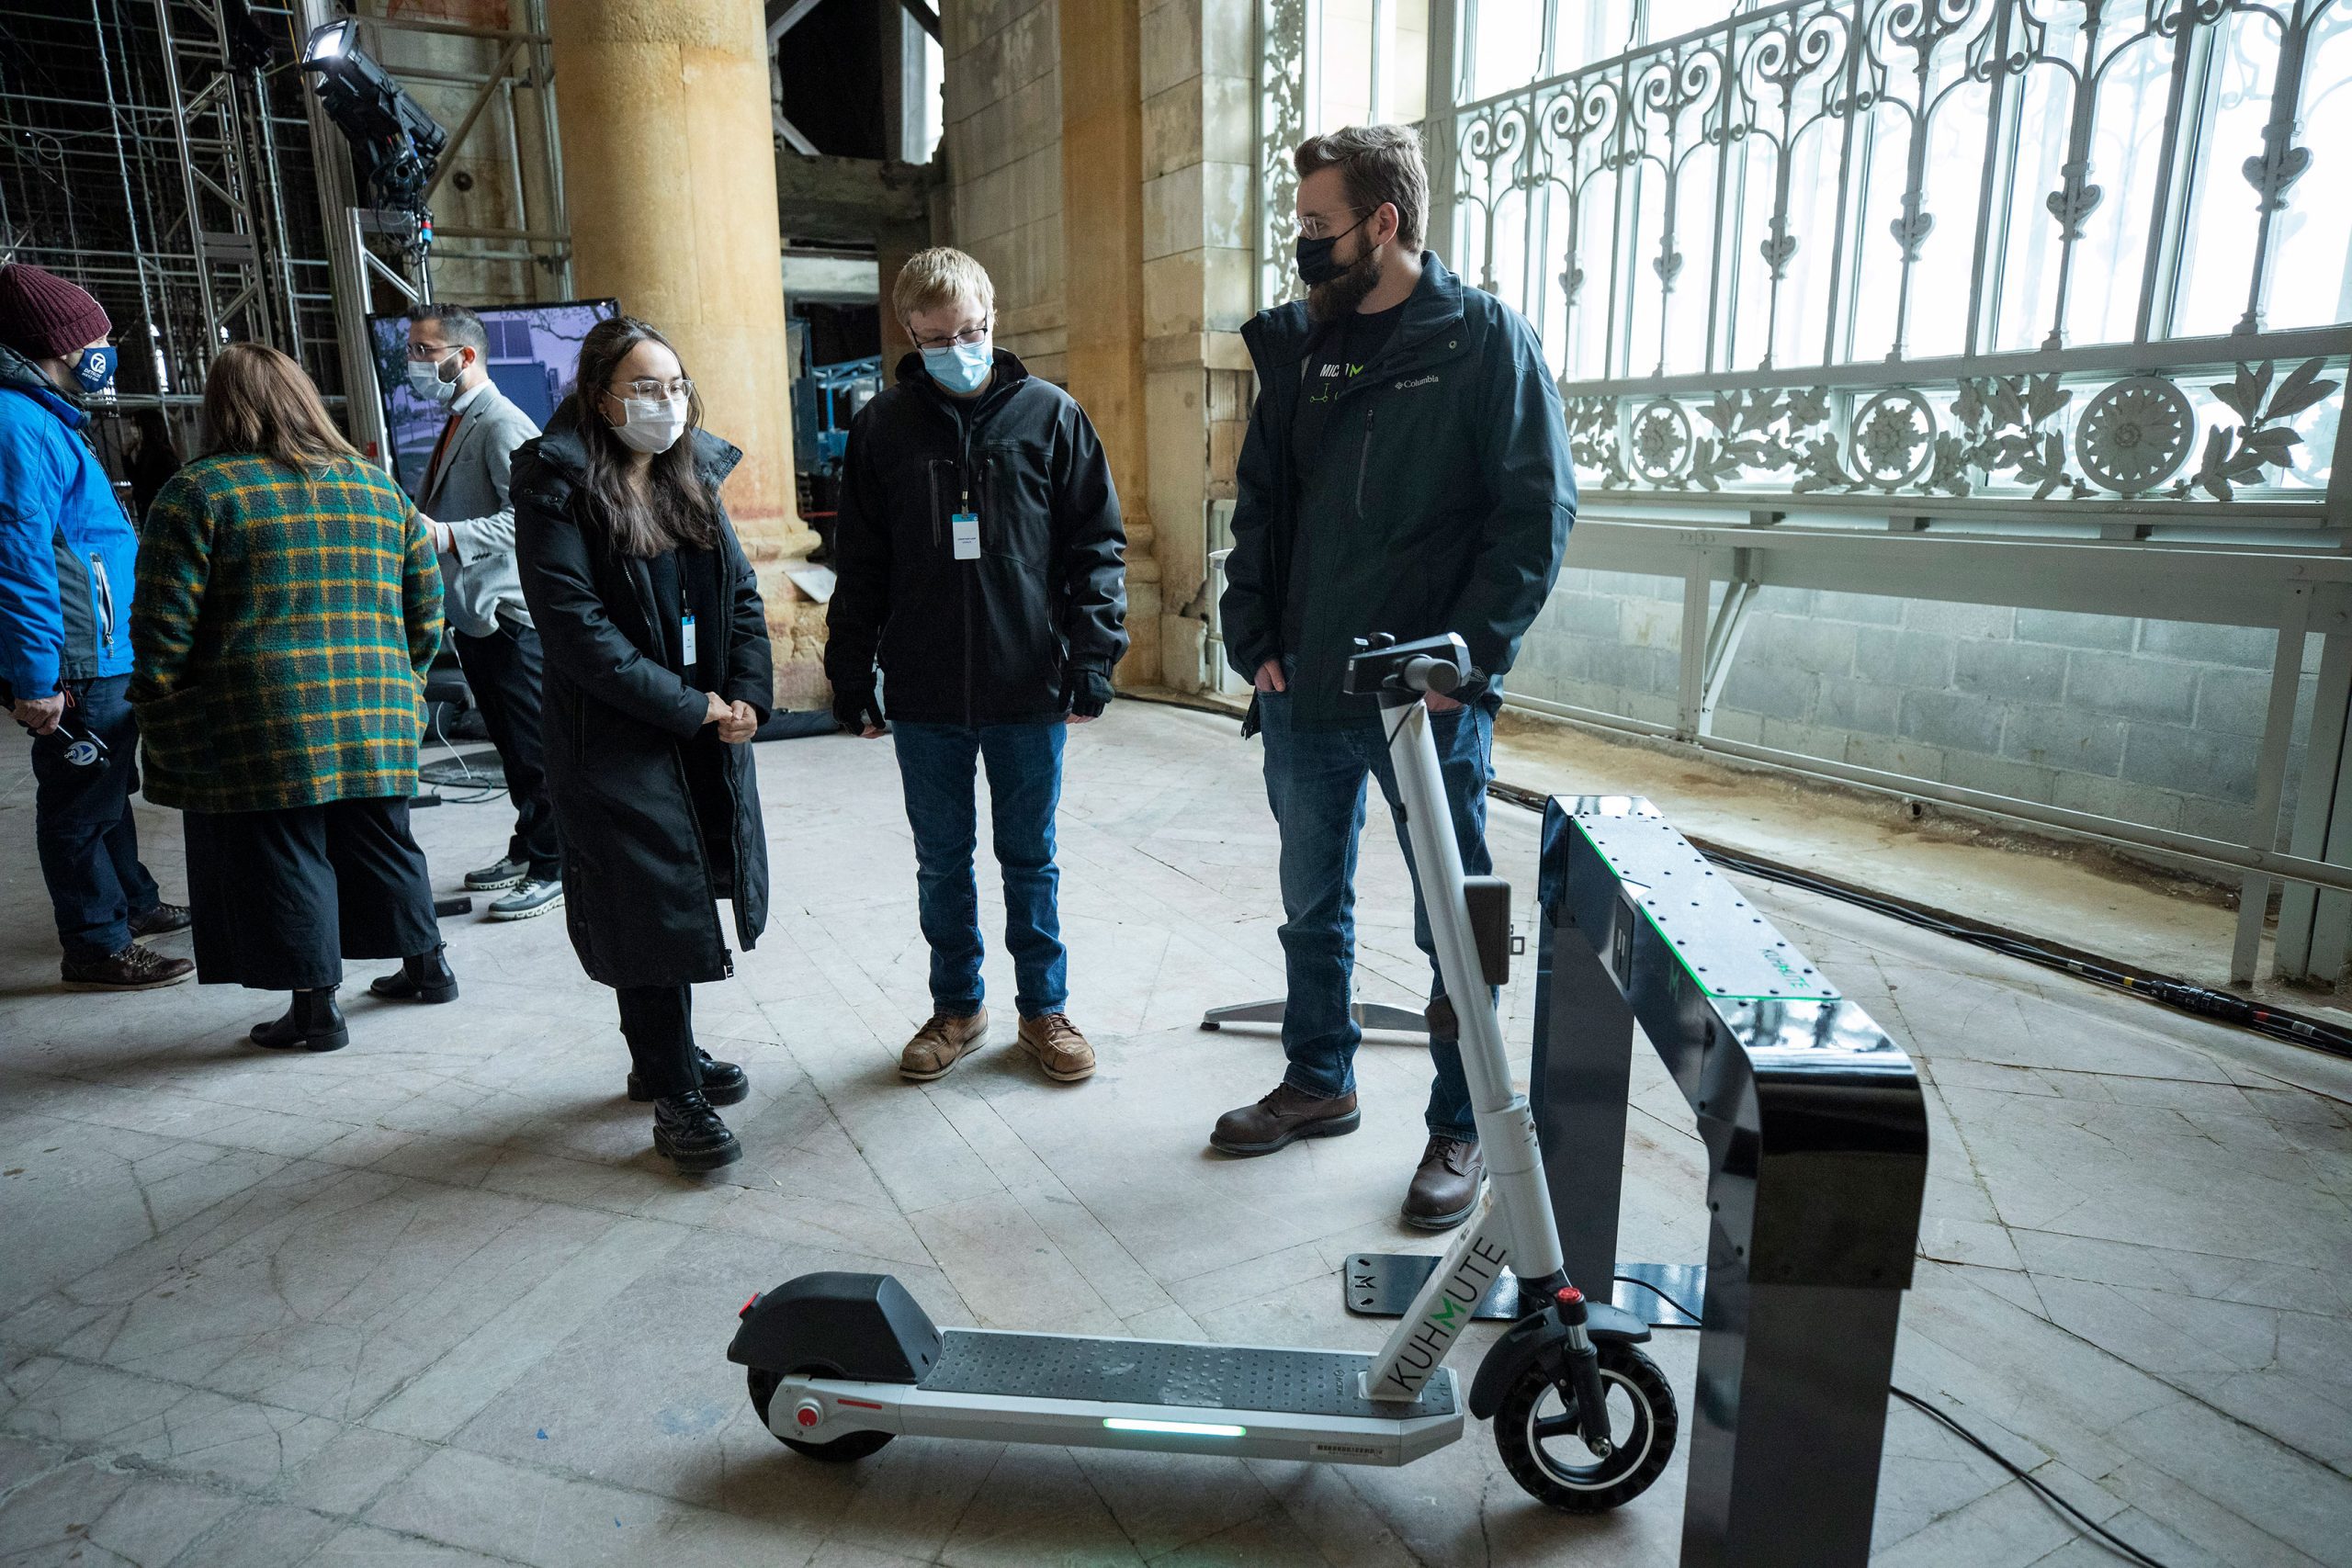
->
[[825, 247, 1128, 1088], [1213, 126, 1576, 1230]]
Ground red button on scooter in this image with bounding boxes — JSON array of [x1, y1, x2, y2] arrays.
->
[[794, 1400, 822, 1428]]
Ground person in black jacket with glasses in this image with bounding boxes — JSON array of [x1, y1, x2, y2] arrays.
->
[[512, 315, 775, 1176], [825, 247, 1128, 1090]]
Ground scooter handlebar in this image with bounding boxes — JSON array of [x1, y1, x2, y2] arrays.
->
[[1402, 655, 1460, 695], [1340, 632, 1473, 698]]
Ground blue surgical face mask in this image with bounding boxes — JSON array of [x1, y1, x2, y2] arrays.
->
[[922, 339, 992, 397], [72, 345, 118, 395]]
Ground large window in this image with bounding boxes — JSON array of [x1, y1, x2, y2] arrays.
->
[[1264, 0, 2350, 513]]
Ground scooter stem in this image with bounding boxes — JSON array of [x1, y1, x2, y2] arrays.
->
[[1381, 694, 1568, 1290]]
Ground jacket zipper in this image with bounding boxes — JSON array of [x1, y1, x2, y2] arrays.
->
[[90, 555, 114, 650], [625, 548, 731, 971], [1353, 410, 1375, 518], [958, 411, 977, 728]]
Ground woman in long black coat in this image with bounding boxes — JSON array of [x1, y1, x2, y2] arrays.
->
[[513, 315, 774, 1173]]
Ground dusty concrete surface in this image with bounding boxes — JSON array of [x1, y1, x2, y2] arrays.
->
[[2, 702, 2347, 1566]]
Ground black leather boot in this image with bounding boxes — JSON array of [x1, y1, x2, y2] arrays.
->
[[628, 1048, 747, 1106], [251, 987, 349, 1053], [652, 1089, 742, 1173], [368, 944, 459, 1003]]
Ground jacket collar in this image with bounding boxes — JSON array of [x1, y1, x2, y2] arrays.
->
[[1241, 251, 1467, 374], [891, 345, 1033, 407], [534, 400, 742, 489], [0, 341, 88, 430]]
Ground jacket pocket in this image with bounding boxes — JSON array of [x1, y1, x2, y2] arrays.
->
[[133, 685, 216, 780]]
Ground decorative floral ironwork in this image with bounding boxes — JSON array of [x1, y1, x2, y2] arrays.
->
[[1631, 400, 1695, 483], [1852, 389, 1935, 488], [1564, 396, 1630, 488], [2075, 377, 2196, 494], [1256, 0, 1306, 312], [1431, 0, 2346, 514], [2172, 358, 2342, 502]]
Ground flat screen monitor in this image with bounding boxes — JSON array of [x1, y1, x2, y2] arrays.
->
[[365, 298, 619, 499]]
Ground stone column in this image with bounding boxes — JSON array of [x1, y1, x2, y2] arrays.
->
[[546, 0, 825, 704], [1140, 0, 1257, 694], [1059, 0, 1157, 683]]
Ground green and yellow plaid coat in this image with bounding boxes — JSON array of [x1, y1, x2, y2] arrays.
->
[[130, 454, 443, 814]]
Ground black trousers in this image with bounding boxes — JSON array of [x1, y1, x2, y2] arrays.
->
[[454, 617, 560, 878], [29, 675, 162, 961], [184, 795, 438, 990], [616, 985, 704, 1100]]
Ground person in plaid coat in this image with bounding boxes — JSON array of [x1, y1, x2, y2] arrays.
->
[[131, 342, 451, 1053]]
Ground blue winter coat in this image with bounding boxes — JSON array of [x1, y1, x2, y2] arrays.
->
[[0, 342, 138, 700]]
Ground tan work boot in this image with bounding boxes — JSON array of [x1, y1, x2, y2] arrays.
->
[[1016, 1011, 1096, 1082], [899, 1008, 989, 1081]]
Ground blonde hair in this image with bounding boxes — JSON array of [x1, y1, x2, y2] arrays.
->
[[892, 247, 994, 328], [200, 342, 360, 474]]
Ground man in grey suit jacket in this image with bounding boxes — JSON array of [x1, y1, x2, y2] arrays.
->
[[396, 303, 561, 925]]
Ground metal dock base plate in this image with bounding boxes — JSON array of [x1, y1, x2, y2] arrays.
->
[[1201, 998, 1430, 1036], [1344, 1254, 1705, 1327]]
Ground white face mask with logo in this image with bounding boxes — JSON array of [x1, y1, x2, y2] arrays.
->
[[612, 393, 689, 455]]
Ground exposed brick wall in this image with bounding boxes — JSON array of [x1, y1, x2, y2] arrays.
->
[[1513, 575, 2314, 847]]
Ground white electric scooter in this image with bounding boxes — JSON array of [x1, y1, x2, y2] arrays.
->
[[729, 634, 1679, 1511]]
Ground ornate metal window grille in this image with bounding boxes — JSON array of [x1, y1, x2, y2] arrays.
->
[[1440, 0, 2348, 525]]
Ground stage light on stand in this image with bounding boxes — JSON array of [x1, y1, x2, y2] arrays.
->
[[299, 20, 446, 263]]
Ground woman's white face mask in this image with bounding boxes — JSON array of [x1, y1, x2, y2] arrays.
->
[[611, 392, 689, 455]]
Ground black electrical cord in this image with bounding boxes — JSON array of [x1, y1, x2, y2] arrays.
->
[[1613, 1279, 2181, 1568], [1482, 777, 2352, 1063]]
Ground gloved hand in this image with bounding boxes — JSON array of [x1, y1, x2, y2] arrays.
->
[[831, 683, 887, 736], [1065, 661, 1114, 720]]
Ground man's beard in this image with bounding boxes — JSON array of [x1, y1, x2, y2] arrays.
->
[[1307, 243, 1384, 322]]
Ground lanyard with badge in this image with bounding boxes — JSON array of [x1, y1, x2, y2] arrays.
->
[[951, 456, 980, 561]]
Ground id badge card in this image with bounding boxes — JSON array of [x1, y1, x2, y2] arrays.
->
[[951, 511, 980, 561], [680, 612, 697, 666]]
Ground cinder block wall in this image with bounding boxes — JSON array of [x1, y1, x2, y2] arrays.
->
[[1513, 576, 2317, 849]]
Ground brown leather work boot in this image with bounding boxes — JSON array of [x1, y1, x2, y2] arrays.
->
[[899, 1007, 989, 1081], [1401, 1134, 1485, 1230], [1017, 1012, 1096, 1082], [1209, 1082, 1362, 1156]]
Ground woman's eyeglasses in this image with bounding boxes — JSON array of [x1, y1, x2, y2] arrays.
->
[[612, 377, 694, 400]]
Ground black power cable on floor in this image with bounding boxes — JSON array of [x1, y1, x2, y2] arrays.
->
[[1613, 1279, 2181, 1568], [1482, 777, 2352, 1063]]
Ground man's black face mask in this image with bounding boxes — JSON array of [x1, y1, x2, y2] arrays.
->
[[1294, 210, 1370, 287]]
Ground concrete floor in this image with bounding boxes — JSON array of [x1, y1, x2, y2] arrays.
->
[[2, 700, 2347, 1567]]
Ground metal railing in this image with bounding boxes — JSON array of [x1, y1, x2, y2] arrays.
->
[[1447, 0, 2346, 525]]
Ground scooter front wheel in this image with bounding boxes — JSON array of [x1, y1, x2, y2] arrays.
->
[[747, 1367, 894, 1462], [1493, 1342, 1677, 1512]]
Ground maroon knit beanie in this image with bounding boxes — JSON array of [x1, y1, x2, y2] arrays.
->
[[0, 263, 112, 362]]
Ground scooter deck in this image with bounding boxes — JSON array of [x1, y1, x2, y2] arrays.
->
[[780, 1326, 1464, 1465], [920, 1328, 1456, 1418]]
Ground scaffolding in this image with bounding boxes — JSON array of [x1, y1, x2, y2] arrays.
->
[[0, 0, 571, 465], [0, 0, 341, 446]]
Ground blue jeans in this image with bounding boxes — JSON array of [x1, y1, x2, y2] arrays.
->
[[1259, 687, 1492, 1140], [30, 675, 162, 962], [891, 720, 1069, 1019]]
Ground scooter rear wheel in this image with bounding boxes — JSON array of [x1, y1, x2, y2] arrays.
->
[[747, 1367, 895, 1461], [1493, 1342, 1677, 1512]]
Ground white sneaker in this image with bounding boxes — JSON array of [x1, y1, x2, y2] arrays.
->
[[488, 877, 564, 920]]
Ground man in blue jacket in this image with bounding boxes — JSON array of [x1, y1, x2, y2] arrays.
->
[[0, 262, 193, 989], [1213, 127, 1575, 1228]]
